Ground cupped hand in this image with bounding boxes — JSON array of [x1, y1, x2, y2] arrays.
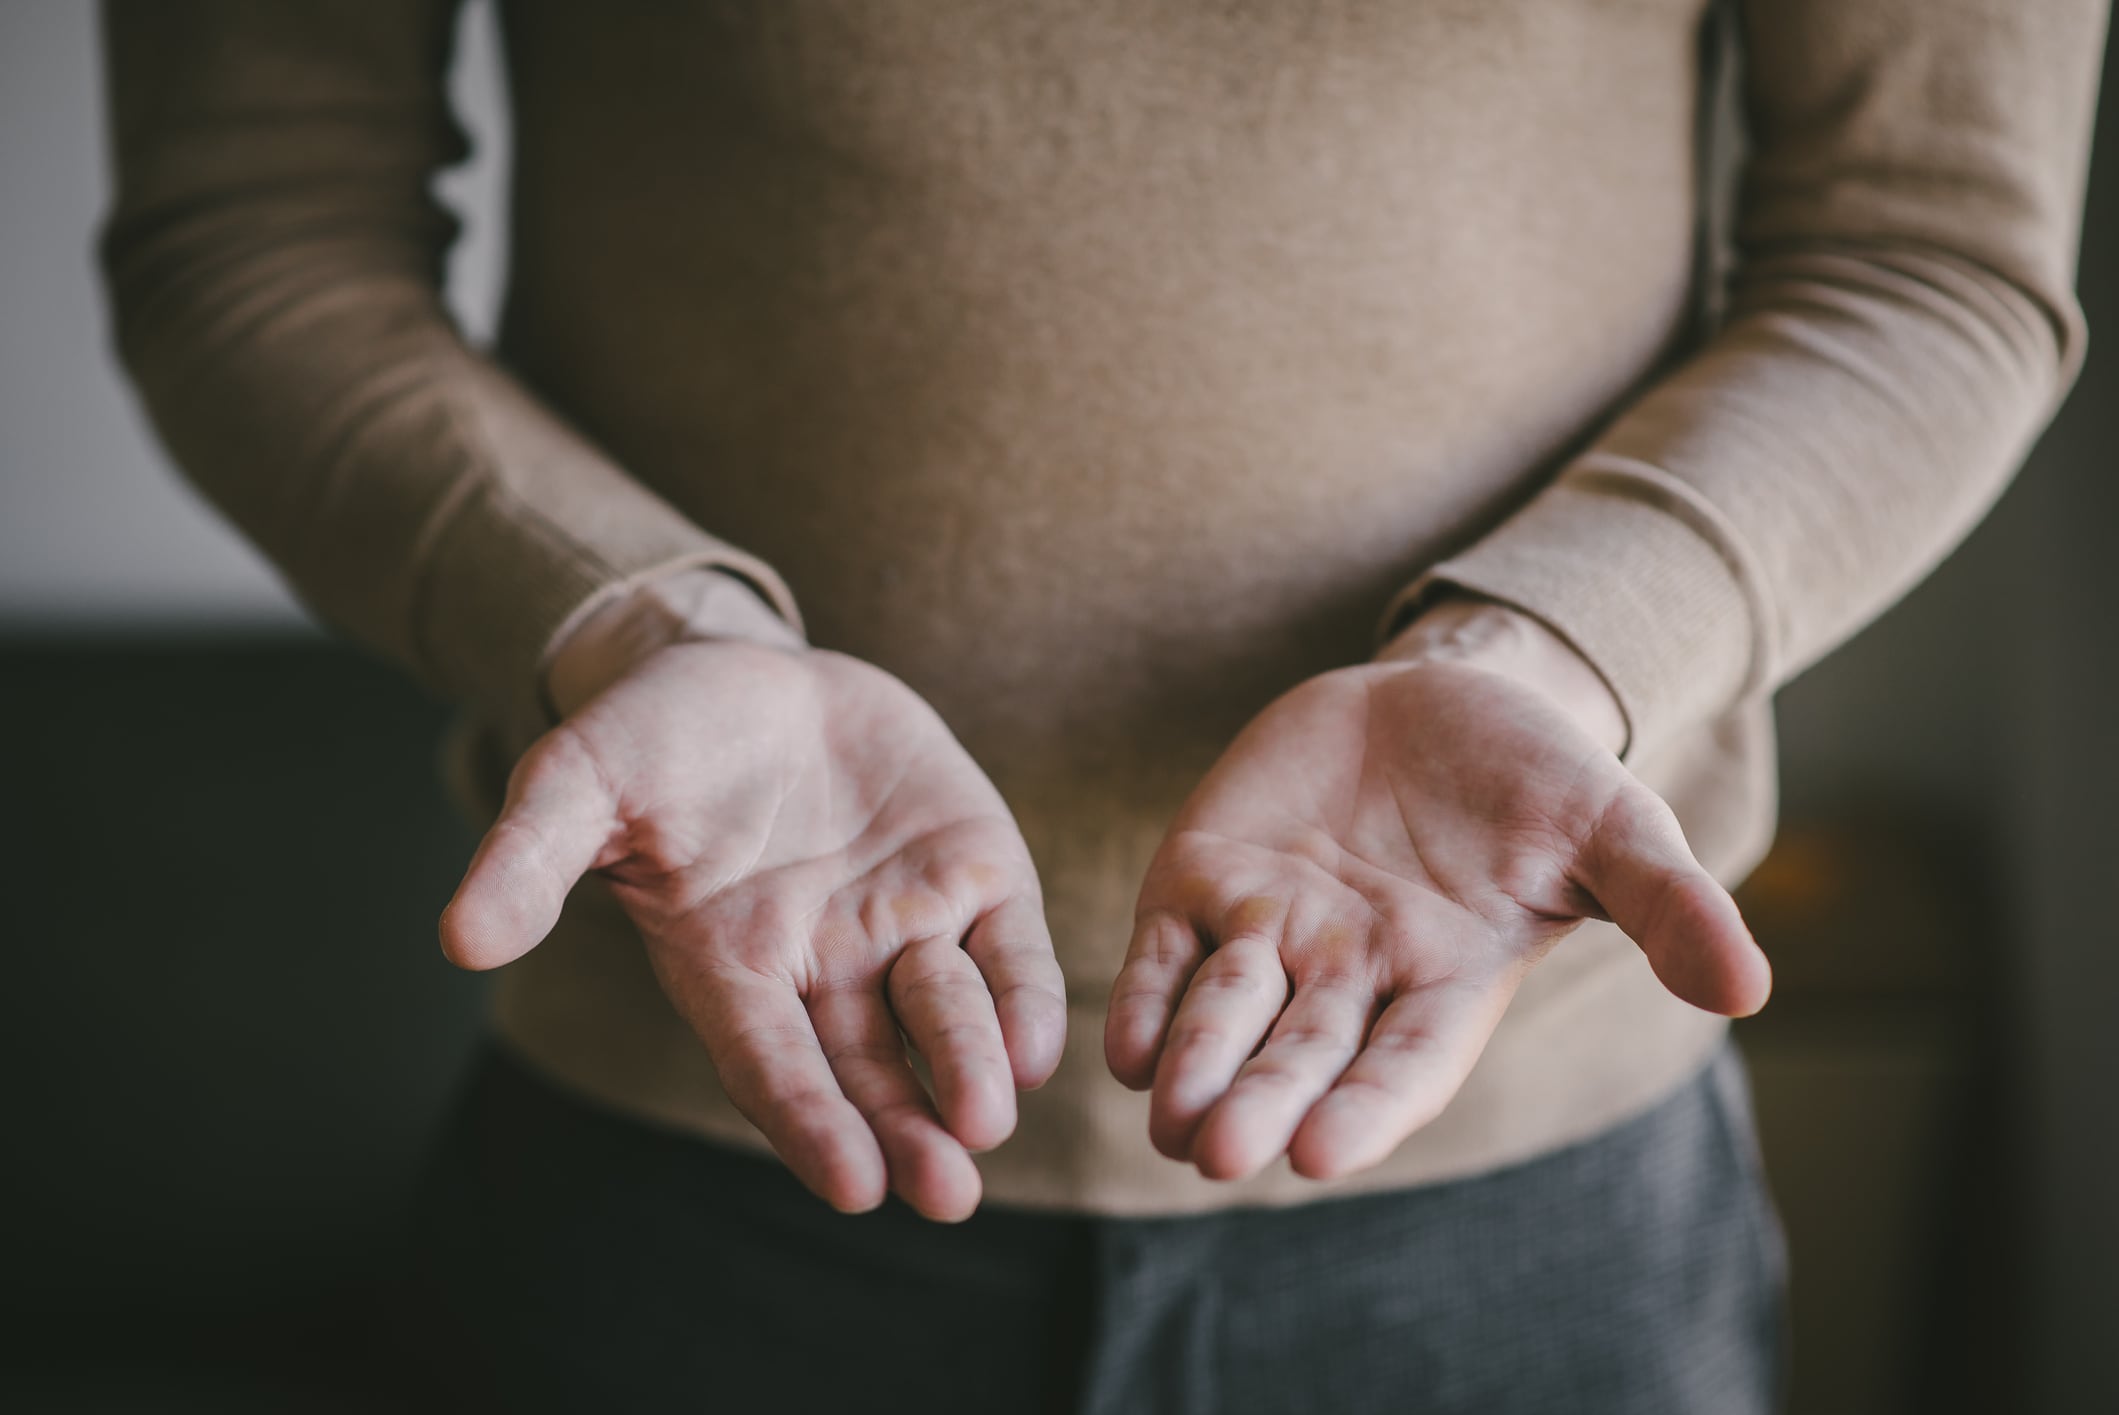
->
[[1104, 653, 1771, 1185], [441, 640, 1066, 1221]]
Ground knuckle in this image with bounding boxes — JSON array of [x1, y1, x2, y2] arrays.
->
[[933, 856, 1008, 905], [1219, 896, 1283, 943], [482, 816, 555, 871], [720, 1018, 815, 1058], [518, 727, 609, 801], [922, 1019, 1004, 1055], [990, 978, 1064, 1013], [1164, 1024, 1229, 1058], [511, 733, 575, 790], [1289, 960, 1373, 994], [865, 1095, 936, 1132], [1268, 1024, 1353, 1055], [1231, 1060, 1305, 1092], [752, 1082, 842, 1119], [1362, 1028, 1434, 1060], [1283, 920, 1365, 963], [827, 1038, 905, 1067], [1329, 1074, 1401, 1106], [888, 965, 972, 1010], [1128, 911, 1200, 967], [1190, 964, 1281, 999]]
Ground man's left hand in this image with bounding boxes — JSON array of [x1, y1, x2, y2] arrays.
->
[[1103, 602, 1772, 1183]]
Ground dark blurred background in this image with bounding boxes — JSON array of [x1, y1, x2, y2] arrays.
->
[[2, 2, 2114, 1410]]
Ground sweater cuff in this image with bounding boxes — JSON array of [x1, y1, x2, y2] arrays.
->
[[1371, 456, 1773, 765], [403, 363, 804, 749], [417, 482, 804, 747], [539, 560, 809, 721]]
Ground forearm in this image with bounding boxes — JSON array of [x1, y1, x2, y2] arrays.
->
[[1392, 241, 2085, 762], [97, 0, 801, 743], [1375, 0, 2107, 765]]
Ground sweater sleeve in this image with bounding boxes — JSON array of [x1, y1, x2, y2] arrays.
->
[[95, 0, 804, 744], [1372, 0, 2107, 765]]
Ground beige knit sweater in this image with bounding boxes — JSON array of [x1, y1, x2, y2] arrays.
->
[[99, 0, 2105, 1213]]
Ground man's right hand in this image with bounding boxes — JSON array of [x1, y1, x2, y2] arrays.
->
[[440, 639, 1067, 1222]]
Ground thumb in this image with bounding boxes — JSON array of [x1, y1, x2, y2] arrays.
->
[[439, 732, 621, 971], [1574, 786, 1772, 1018]]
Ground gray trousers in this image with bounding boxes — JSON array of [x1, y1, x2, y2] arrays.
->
[[415, 1040, 1786, 1414]]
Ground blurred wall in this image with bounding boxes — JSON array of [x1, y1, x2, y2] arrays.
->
[[0, 0, 506, 628], [2000, 193, 2119, 1410], [0, 4, 515, 1403], [1, 0, 2112, 1407]]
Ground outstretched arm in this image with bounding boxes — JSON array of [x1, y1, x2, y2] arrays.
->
[[1377, 0, 2108, 767], [1109, 0, 2108, 1183], [98, 0, 1066, 1220], [97, 0, 800, 745]]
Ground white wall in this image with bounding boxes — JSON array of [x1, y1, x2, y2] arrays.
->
[[0, 0, 509, 628]]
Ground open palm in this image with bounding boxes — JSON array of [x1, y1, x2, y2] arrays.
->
[[1105, 659, 1771, 1183], [442, 641, 1065, 1221]]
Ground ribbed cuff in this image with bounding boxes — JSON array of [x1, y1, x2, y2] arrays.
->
[[415, 478, 804, 751], [538, 559, 809, 721], [407, 363, 805, 750], [1372, 456, 1773, 765]]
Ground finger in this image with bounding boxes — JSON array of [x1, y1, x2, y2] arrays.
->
[[1288, 975, 1514, 1181], [1104, 909, 1209, 1091], [440, 733, 620, 971], [1577, 788, 1772, 1017], [963, 894, 1068, 1090], [889, 934, 1017, 1152], [1189, 972, 1376, 1182], [690, 963, 886, 1215], [1147, 930, 1292, 1160], [810, 981, 984, 1223]]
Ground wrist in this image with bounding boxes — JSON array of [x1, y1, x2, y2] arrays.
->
[[1374, 593, 1629, 756], [544, 567, 807, 719]]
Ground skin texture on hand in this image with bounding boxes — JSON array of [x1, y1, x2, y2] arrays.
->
[[1104, 606, 1771, 1185], [442, 640, 1068, 1222]]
